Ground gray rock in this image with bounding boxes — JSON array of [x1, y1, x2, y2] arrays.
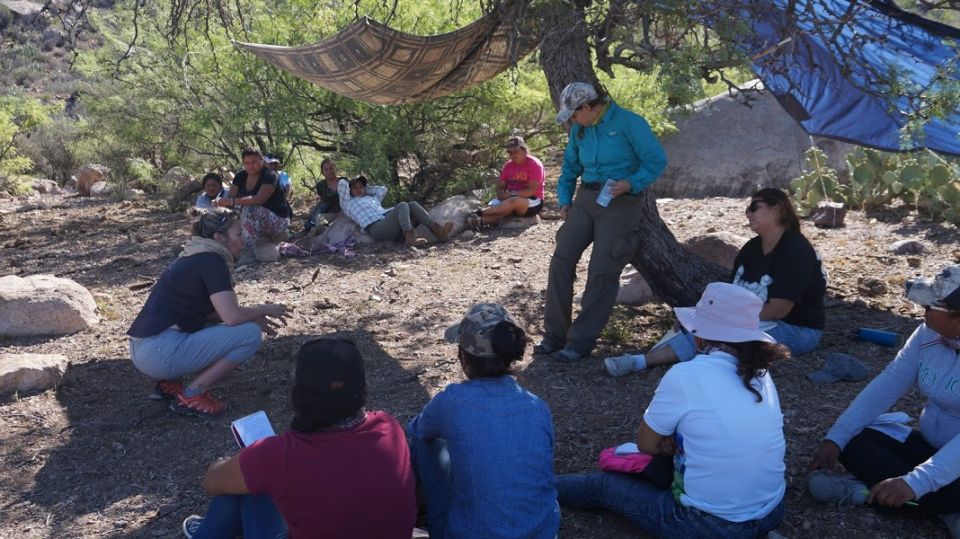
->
[[459, 230, 476, 240], [89, 181, 113, 197], [651, 81, 854, 198], [0, 274, 99, 336], [0, 0, 43, 15], [616, 265, 656, 305], [419, 195, 483, 241], [0, 353, 69, 395], [889, 239, 927, 255], [683, 232, 749, 271], [30, 179, 62, 194], [810, 202, 847, 228], [161, 166, 194, 189]]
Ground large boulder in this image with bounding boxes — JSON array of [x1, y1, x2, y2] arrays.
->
[[419, 195, 483, 241], [76, 164, 109, 196], [161, 166, 195, 190], [0, 353, 69, 395], [682, 232, 749, 271], [616, 265, 656, 305], [651, 82, 855, 198], [0, 274, 99, 336], [89, 181, 113, 197], [31, 179, 62, 195]]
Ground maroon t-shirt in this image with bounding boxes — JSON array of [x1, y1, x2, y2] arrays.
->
[[238, 411, 415, 538]]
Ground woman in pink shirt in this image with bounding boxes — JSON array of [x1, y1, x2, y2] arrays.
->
[[468, 136, 545, 230]]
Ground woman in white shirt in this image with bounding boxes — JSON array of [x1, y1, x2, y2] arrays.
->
[[555, 282, 789, 538]]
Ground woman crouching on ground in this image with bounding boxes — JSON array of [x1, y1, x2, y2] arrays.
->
[[556, 283, 788, 538], [126, 210, 291, 416]]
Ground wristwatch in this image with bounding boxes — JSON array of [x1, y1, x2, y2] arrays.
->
[[510, 190, 517, 197]]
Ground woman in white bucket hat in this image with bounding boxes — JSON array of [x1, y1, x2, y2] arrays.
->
[[555, 282, 789, 538]]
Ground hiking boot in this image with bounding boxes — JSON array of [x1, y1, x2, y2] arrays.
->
[[552, 347, 587, 363], [171, 390, 227, 417], [604, 355, 641, 377], [806, 471, 867, 506], [939, 513, 960, 538], [182, 514, 203, 538], [430, 222, 454, 242], [533, 340, 561, 356], [149, 380, 183, 401], [404, 230, 428, 248]]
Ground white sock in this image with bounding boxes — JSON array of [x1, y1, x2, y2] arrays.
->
[[633, 354, 647, 371]]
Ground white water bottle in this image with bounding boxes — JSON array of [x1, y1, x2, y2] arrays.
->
[[595, 179, 617, 207]]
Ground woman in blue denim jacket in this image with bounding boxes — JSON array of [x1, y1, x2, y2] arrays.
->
[[408, 304, 560, 539]]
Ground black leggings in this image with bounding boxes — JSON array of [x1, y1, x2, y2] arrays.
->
[[839, 428, 960, 514]]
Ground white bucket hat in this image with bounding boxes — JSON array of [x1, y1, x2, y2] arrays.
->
[[674, 282, 775, 344]]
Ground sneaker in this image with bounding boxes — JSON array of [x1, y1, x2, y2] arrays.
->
[[149, 380, 183, 401], [938, 513, 960, 538], [604, 355, 640, 377], [552, 347, 586, 363], [182, 514, 203, 538], [806, 471, 867, 505], [533, 340, 561, 356], [171, 390, 227, 417]]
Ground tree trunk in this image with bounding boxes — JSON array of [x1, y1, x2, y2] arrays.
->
[[536, 0, 725, 307]]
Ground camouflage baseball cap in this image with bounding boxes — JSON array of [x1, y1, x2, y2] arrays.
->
[[906, 264, 960, 311], [555, 82, 599, 124], [444, 303, 520, 358]]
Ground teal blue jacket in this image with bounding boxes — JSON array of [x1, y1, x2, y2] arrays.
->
[[557, 101, 667, 207]]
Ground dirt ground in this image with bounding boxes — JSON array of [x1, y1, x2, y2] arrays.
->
[[0, 181, 957, 538]]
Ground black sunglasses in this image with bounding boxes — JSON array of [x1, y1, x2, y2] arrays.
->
[[746, 200, 772, 213]]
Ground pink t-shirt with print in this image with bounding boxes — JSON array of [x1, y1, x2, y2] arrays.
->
[[499, 155, 545, 199]]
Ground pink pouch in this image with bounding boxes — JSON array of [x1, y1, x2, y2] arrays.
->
[[598, 447, 654, 473]]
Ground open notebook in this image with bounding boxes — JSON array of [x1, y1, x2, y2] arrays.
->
[[231, 411, 276, 448]]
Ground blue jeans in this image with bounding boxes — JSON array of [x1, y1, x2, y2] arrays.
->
[[193, 494, 287, 539], [555, 472, 785, 539], [129, 322, 262, 380], [665, 321, 821, 362], [410, 438, 454, 539]]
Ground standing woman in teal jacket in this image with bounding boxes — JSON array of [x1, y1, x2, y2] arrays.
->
[[537, 82, 668, 362]]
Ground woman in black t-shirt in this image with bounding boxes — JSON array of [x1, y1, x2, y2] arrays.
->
[[216, 147, 292, 263], [127, 210, 291, 416], [603, 187, 826, 377]]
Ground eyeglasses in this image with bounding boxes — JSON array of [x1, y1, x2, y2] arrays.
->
[[746, 200, 769, 213]]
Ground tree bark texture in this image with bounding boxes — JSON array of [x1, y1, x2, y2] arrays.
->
[[535, 0, 725, 306]]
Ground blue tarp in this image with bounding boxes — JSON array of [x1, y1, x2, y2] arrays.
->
[[704, 0, 960, 156]]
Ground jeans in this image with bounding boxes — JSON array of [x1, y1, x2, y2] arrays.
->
[[193, 494, 287, 539], [128, 322, 262, 380], [544, 189, 642, 355], [555, 472, 785, 539], [664, 321, 821, 362], [367, 201, 434, 241], [841, 428, 960, 514], [410, 438, 454, 539]]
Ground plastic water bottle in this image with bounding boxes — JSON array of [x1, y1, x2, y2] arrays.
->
[[856, 328, 901, 347], [595, 179, 617, 208]]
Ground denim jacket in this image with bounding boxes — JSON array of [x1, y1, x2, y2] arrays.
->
[[408, 375, 560, 538]]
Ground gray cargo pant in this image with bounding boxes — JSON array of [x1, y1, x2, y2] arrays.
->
[[543, 188, 643, 355], [367, 201, 434, 242]]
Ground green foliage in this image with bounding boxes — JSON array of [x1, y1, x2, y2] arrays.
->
[[790, 146, 960, 223], [0, 95, 56, 192]]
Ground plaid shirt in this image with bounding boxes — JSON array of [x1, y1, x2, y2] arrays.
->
[[338, 179, 389, 229]]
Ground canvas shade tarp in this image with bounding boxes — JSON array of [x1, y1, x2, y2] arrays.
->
[[234, 5, 538, 106], [700, 0, 960, 156]]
